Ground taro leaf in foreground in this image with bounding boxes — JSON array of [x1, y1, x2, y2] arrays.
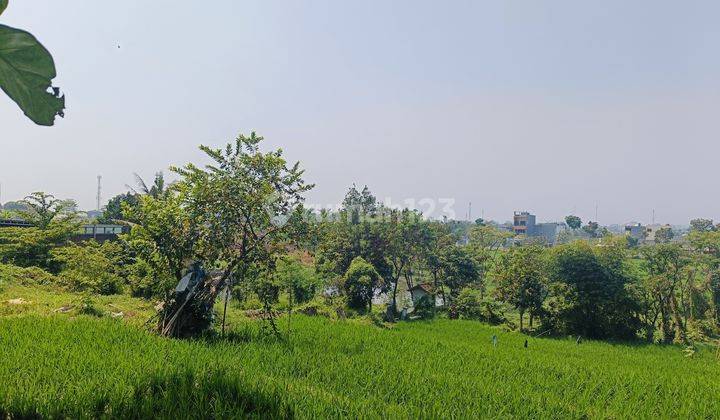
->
[[0, 0, 7, 17], [0, 24, 65, 126]]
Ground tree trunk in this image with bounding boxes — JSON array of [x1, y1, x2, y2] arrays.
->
[[710, 270, 720, 327], [519, 310, 524, 332], [659, 295, 673, 343], [158, 269, 227, 338], [669, 292, 687, 344], [390, 277, 400, 316]]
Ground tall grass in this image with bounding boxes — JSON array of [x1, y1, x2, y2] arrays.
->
[[0, 315, 718, 418]]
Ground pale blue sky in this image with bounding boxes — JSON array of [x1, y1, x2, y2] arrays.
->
[[1, 1, 718, 224]]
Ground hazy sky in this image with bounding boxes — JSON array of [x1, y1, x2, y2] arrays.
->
[[1, 1, 718, 225]]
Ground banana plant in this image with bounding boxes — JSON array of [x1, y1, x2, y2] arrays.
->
[[0, 0, 65, 126]]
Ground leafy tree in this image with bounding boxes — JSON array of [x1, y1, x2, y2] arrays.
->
[[423, 222, 456, 306], [565, 215, 582, 230], [492, 245, 547, 330], [383, 209, 429, 316], [315, 188, 392, 299], [582, 221, 599, 238], [654, 226, 675, 244], [341, 184, 378, 223], [21, 192, 76, 229], [641, 244, 690, 343], [467, 223, 511, 277], [440, 245, 481, 312], [98, 192, 139, 224], [1, 200, 28, 212], [275, 254, 320, 305], [468, 224, 510, 253], [0, 2, 65, 125], [690, 218, 716, 233], [548, 240, 639, 339], [155, 132, 312, 337], [123, 193, 196, 283], [343, 256, 383, 312], [129, 172, 169, 199], [98, 172, 168, 224], [688, 230, 720, 328]]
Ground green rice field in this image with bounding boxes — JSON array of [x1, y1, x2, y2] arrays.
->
[[1, 314, 719, 419]]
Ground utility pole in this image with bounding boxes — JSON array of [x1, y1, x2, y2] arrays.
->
[[96, 175, 102, 212], [468, 202, 472, 222], [595, 204, 598, 222]]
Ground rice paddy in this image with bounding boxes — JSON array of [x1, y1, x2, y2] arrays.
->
[[1, 311, 719, 419]]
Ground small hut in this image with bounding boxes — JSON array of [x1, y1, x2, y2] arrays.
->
[[408, 283, 433, 306]]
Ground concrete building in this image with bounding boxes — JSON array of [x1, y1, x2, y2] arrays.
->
[[644, 224, 673, 244], [624, 223, 646, 241], [512, 211, 565, 245], [534, 222, 564, 246], [513, 211, 536, 235]]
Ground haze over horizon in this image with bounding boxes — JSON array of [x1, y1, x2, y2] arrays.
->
[[1, 1, 718, 225]]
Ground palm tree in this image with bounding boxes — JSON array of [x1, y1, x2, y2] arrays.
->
[[127, 172, 168, 198]]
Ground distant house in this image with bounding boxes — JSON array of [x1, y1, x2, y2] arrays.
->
[[408, 283, 433, 306]]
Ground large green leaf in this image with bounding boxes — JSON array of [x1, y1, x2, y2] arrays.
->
[[0, 0, 8, 17], [0, 24, 65, 126]]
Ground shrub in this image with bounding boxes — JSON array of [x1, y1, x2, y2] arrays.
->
[[126, 259, 174, 299], [412, 295, 435, 319], [0, 263, 57, 286], [296, 297, 336, 318], [454, 288, 505, 325], [0, 225, 74, 272], [275, 256, 321, 305], [52, 241, 125, 295]]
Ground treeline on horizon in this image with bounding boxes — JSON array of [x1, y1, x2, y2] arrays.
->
[[1, 133, 719, 345]]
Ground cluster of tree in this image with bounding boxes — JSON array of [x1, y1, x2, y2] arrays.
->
[[314, 187, 494, 321], [4, 133, 720, 344]]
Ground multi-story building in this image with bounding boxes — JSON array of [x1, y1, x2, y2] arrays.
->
[[513, 211, 536, 235], [513, 211, 565, 245], [624, 223, 646, 241]]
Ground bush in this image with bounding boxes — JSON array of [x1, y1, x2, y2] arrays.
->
[[0, 263, 57, 286], [454, 288, 505, 325], [52, 241, 125, 295], [412, 295, 435, 319], [272, 256, 320, 305], [0, 225, 75, 272], [296, 297, 337, 318], [126, 259, 174, 299]]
